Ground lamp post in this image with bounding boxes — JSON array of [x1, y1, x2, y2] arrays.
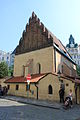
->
[[75, 80, 78, 104], [26, 74, 31, 98], [57, 70, 65, 91], [57, 70, 61, 82]]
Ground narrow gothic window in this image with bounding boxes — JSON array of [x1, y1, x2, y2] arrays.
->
[[37, 63, 41, 74], [48, 85, 53, 94], [16, 85, 19, 90], [39, 63, 41, 74]]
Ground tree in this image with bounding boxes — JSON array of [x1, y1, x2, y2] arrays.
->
[[0, 62, 8, 78], [8, 65, 14, 76], [76, 65, 80, 76]]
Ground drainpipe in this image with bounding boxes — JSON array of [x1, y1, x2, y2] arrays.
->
[[75, 83, 77, 104], [35, 84, 38, 100]]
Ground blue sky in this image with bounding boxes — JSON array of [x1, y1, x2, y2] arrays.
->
[[0, 0, 80, 52]]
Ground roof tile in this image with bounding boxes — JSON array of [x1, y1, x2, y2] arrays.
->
[[5, 73, 45, 83]]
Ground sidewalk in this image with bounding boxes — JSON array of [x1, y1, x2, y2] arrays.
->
[[1, 95, 62, 109]]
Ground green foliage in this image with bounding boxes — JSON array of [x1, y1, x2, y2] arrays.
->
[[0, 62, 8, 78], [8, 65, 14, 76], [76, 65, 80, 76]]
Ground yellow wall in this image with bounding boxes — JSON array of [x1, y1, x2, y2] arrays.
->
[[7, 74, 75, 102], [7, 83, 37, 99], [0, 78, 7, 87], [9, 45, 78, 102], [55, 50, 76, 73], [37, 74, 75, 101], [14, 47, 53, 76], [56, 51, 61, 72], [77, 85, 80, 104]]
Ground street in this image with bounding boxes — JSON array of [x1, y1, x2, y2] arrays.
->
[[0, 98, 80, 120]]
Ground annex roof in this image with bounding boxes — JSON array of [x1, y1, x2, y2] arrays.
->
[[5, 72, 80, 84], [5, 73, 46, 83]]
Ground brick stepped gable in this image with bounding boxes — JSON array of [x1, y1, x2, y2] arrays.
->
[[16, 12, 53, 55]]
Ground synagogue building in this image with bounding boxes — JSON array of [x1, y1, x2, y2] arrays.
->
[[5, 12, 80, 103]]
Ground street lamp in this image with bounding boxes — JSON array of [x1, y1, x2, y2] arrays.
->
[[26, 74, 31, 98], [74, 78, 78, 104], [57, 70, 61, 82], [57, 70, 65, 90]]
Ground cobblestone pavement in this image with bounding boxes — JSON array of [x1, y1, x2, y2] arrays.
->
[[0, 98, 80, 120]]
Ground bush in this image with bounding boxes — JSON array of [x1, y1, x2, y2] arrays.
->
[[0, 62, 8, 78]]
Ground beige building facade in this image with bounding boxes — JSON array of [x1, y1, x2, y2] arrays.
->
[[5, 12, 80, 104]]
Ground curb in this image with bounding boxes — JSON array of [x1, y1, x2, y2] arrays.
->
[[1, 96, 60, 110]]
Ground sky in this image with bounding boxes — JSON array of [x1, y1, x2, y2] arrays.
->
[[0, 0, 80, 52]]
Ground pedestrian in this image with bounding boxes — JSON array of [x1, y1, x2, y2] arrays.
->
[[69, 89, 73, 107], [61, 80, 65, 91], [0, 85, 2, 96], [59, 86, 64, 103]]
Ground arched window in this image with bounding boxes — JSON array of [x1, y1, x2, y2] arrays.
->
[[37, 63, 41, 74], [48, 85, 53, 94]]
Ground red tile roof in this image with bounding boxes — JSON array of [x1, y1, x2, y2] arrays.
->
[[48, 31, 69, 56], [5, 73, 46, 83], [5, 73, 80, 84]]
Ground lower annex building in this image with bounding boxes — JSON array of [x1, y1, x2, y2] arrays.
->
[[5, 12, 80, 103]]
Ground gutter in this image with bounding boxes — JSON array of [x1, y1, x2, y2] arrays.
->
[[35, 83, 38, 100]]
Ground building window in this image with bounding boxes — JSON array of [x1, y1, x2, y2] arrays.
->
[[7, 56, 9, 60], [48, 85, 53, 94], [2, 57, 4, 60], [16, 85, 19, 90], [74, 55, 76, 58], [7, 85, 10, 90], [66, 83, 69, 86], [37, 63, 41, 74], [79, 55, 80, 59], [26, 84, 30, 91], [70, 49, 74, 52], [78, 61, 79, 65]]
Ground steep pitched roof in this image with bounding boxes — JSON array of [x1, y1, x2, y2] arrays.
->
[[15, 12, 75, 64], [15, 12, 68, 55], [15, 12, 53, 55]]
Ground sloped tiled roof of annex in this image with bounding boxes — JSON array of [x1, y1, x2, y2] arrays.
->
[[5, 73, 46, 83], [5, 72, 80, 84]]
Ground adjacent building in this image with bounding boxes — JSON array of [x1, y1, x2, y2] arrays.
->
[[5, 12, 80, 103], [0, 50, 11, 67], [0, 49, 16, 67], [66, 35, 80, 66], [10, 49, 16, 67]]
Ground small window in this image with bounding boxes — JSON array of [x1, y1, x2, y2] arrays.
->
[[16, 85, 19, 90], [7, 85, 10, 90], [48, 85, 53, 94], [66, 83, 69, 86], [26, 84, 30, 91], [7, 56, 9, 60], [74, 55, 76, 58], [2, 57, 4, 60], [37, 63, 41, 74]]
